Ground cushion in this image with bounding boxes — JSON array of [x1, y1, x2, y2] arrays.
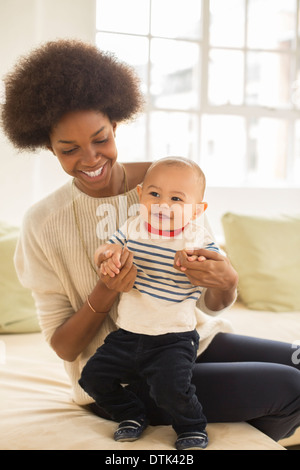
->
[[221, 213, 300, 312], [0, 221, 40, 333]]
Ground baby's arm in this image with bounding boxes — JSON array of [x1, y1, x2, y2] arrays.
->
[[94, 243, 123, 277]]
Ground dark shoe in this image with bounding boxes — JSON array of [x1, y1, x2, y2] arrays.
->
[[114, 418, 148, 442], [175, 431, 209, 450]]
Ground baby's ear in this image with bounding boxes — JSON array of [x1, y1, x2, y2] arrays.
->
[[136, 184, 143, 200], [193, 202, 208, 219]]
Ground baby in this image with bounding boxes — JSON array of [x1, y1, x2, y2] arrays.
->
[[79, 157, 220, 450]]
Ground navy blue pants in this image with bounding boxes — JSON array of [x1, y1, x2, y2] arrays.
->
[[83, 332, 300, 442], [79, 328, 207, 435]]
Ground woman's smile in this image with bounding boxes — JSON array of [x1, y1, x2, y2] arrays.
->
[[79, 161, 108, 180]]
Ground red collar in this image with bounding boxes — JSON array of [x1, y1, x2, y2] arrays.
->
[[146, 222, 186, 238]]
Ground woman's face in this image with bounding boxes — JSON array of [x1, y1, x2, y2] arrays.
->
[[49, 110, 118, 197]]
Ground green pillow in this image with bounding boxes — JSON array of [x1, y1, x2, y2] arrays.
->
[[222, 213, 300, 312], [0, 221, 40, 333]]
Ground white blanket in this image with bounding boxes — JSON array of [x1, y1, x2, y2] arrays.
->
[[3, 300, 299, 450]]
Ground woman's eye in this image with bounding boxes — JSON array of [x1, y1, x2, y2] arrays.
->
[[61, 139, 107, 155], [94, 138, 108, 145], [62, 148, 77, 155]]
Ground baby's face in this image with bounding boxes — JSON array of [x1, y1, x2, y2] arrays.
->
[[137, 164, 206, 231]]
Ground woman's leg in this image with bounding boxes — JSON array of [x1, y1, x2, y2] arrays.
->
[[193, 360, 300, 441], [132, 334, 300, 441], [195, 333, 300, 441], [197, 332, 300, 368]]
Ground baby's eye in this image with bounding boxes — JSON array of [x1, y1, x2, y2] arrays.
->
[[171, 196, 182, 201], [150, 191, 160, 198]]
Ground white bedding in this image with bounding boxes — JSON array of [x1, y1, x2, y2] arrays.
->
[[3, 301, 298, 450]]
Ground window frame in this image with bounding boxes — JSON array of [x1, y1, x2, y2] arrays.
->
[[96, 0, 300, 187]]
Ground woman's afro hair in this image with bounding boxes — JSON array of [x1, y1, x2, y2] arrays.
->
[[1, 39, 144, 151]]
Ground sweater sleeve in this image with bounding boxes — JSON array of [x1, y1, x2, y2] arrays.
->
[[14, 207, 74, 344]]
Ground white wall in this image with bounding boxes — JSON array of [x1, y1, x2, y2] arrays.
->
[[205, 186, 300, 242], [0, 0, 96, 225]]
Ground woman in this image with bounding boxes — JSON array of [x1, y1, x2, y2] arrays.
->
[[1, 39, 299, 444]]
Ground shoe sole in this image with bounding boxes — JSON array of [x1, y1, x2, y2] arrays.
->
[[115, 436, 140, 442], [176, 445, 207, 450]]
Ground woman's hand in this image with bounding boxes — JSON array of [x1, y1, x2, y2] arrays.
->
[[174, 248, 237, 290], [174, 248, 238, 311], [97, 246, 137, 293]]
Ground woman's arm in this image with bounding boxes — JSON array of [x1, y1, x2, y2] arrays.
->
[[50, 279, 117, 362], [174, 248, 238, 311], [50, 249, 137, 362]]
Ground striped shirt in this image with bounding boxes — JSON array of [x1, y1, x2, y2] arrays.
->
[[108, 215, 220, 335]]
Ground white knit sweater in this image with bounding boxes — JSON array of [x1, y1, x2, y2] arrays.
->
[[15, 179, 232, 405]]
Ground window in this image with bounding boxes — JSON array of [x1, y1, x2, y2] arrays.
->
[[96, 0, 300, 187]]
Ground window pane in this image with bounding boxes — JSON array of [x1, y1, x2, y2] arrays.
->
[[294, 56, 300, 109], [96, 0, 150, 35], [201, 116, 246, 186], [208, 50, 244, 105], [294, 121, 300, 184], [96, 32, 149, 87], [150, 39, 200, 110], [150, 112, 198, 161], [247, 0, 296, 51], [248, 118, 289, 185], [117, 115, 147, 162], [210, 0, 245, 48], [151, 0, 201, 39], [246, 51, 293, 108]]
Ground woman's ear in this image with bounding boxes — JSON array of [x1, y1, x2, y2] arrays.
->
[[46, 145, 56, 156], [112, 121, 117, 137]]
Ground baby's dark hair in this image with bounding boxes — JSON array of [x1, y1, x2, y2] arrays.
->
[[1, 39, 144, 151]]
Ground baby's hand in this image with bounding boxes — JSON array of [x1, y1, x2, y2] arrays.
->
[[95, 244, 123, 278], [175, 249, 206, 271], [186, 249, 207, 263]]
